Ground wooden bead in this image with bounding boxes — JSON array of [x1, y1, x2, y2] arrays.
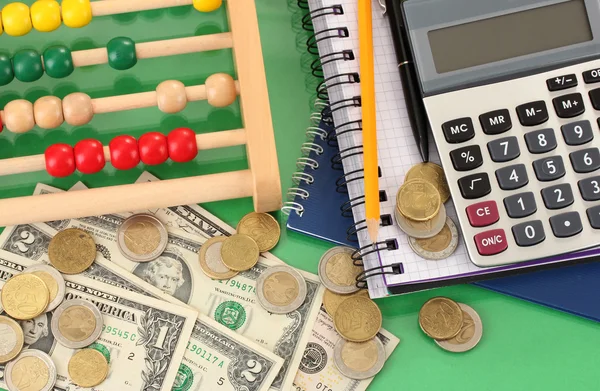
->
[[109, 135, 139, 170], [45, 143, 75, 177], [156, 80, 187, 113], [2, 3, 32, 37], [74, 139, 105, 174], [205, 73, 237, 107], [63, 92, 94, 126], [30, 0, 61, 32], [193, 0, 222, 12], [61, 0, 92, 28], [4, 99, 35, 133], [34, 96, 63, 129], [168, 128, 198, 162], [139, 132, 168, 165]]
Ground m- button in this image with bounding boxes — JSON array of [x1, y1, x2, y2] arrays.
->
[[474, 229, 508, 256], [466, 201, 499, 227], [516, 100, 548, 126]]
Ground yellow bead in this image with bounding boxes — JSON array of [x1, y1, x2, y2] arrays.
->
[[31, 0, 61, 32], [61, 0, 92, 28], [192, 0, 222, 12], [0, 16, 3, 36], [2, 3, 32, 37]]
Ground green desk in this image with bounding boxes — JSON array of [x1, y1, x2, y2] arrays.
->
[[0, 1, 598, 390]]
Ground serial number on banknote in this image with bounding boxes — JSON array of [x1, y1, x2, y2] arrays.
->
[[217, 279, 257, 293]]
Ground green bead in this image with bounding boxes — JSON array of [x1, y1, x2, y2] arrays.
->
[[43, 46, 74, 79], [0, 55, 14, 86], [107, 37, 137, 71], [12, 49, 43, 83]]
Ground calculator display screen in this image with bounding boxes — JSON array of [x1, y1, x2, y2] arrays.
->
[[428, 0, 593, 74]]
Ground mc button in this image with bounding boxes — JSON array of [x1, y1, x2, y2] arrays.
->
[[442, 117, 475, 144], [474, 229, 508, 256]]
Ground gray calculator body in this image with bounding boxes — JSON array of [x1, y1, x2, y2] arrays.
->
[[403, 0, 600, 267]]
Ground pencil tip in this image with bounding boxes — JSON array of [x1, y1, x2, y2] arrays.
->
[[366, 218, 379, 243]]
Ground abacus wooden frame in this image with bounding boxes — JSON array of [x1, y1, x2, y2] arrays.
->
[[0, 0, 281, 226]]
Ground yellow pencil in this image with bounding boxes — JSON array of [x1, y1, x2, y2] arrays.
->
[[358, 0, 379, 243]]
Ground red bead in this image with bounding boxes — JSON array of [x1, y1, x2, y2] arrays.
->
[[74, 139, 105, 174], [0, 115, 3, 132], [139, 132, 168, 165], [45, 143, 75, 177], [109, 135, 139, 170], [168, 127, 197, 163]]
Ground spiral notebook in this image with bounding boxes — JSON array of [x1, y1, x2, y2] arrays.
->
[[299, 0, 600, 299]]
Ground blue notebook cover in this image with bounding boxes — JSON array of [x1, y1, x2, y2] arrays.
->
[[285, 117, 357, 247]]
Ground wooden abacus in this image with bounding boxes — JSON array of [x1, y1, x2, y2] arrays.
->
[[0, 0, 282, 227]]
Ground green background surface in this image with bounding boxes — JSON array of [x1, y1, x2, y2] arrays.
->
[[0, 1, 598, 390]]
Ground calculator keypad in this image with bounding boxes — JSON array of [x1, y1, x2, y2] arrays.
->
[[524, 128, 557, 154], [549, 212, 583, 238], [504, 192, 537, 218], [487, 136, 520, 162], [516, 100, 548, 126], [427, 60, 600, 267], [569, 148, 600, 173], [541, 183, 574, 210], [512, 220, 545, 247], [450, 145, 483, 171], [552, 93, 585, 118], [495, 164, 528, 190], [532, 156, 565, 181]]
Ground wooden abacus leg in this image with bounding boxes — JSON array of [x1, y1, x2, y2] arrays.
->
[[227, 0, 282, 213], [0, 171, 254, 226]]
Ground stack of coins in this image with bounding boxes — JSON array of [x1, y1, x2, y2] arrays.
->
[[397, 163, 459, 260], [316, 246, 386, 380], [0, 227, 110, 390], [418, 296, 483, 353], [117, 213, 168, 262], [199, 212, 281, 280]]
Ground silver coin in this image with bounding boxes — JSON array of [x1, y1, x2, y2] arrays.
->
[[25, 265, 66, 312], [395, 203, 446, 239], [435, 303, 483, 352], [51, 299, 103, 349], [408, 217, 459, 260], [318, 246, 361, 294], [5, 349, 57, 391], [256, 265, 307, 314], [117, 213, 168, 262], [333, 337, 385, 380]]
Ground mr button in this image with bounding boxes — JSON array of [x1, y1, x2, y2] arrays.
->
[[466, 201, 499, 227], [474, 229, 508, 256], [442, 117, 475, 143]]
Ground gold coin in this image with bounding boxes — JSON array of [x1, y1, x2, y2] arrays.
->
[[220, 234, 260, 272], [418, 297, 463, 340], [198, 236, 238, 280], [0, 316, 24, 363], [334, 296, 382, 342], [414, 223, 453, 252], [435, 303, 483, 352], [1, 273, 49, 320], [396, 179, 441, 221], [236, 212, 281, 252], [68, 348, 109, 388], [48, 228, 96, 274], [405, 162, 450, 203], [323, 289, 369, 318]]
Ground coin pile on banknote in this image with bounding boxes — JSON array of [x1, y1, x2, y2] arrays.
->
[[117, 213, 168, 262], [418, 296, 483, 353], [0, 232, 110, 390], [315, 246, 387, 380], [396, 163, 459, 260], [199, 211, 281, 278]]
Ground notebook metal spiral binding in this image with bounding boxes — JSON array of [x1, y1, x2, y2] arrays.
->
[[290, 0, 403, 290]]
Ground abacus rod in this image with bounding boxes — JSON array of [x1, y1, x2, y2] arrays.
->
[[0, 170, 254, 227], [90, 0, 193, 17], [71, 33, 234, 68], [92, 82, 240, 114], [0, 128, 247, 176]]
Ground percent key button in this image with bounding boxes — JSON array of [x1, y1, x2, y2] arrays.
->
[[450, 145, 483, 171]]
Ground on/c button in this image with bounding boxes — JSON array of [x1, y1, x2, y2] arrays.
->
[[474, 229, 508, 256], [466, 201, 499, 227]]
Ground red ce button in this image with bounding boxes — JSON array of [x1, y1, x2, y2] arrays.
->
[[466, 201, 499, 227], [474, 229, 508, 256]]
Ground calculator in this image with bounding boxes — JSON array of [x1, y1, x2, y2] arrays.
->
[[404, 0, 600, 267]]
